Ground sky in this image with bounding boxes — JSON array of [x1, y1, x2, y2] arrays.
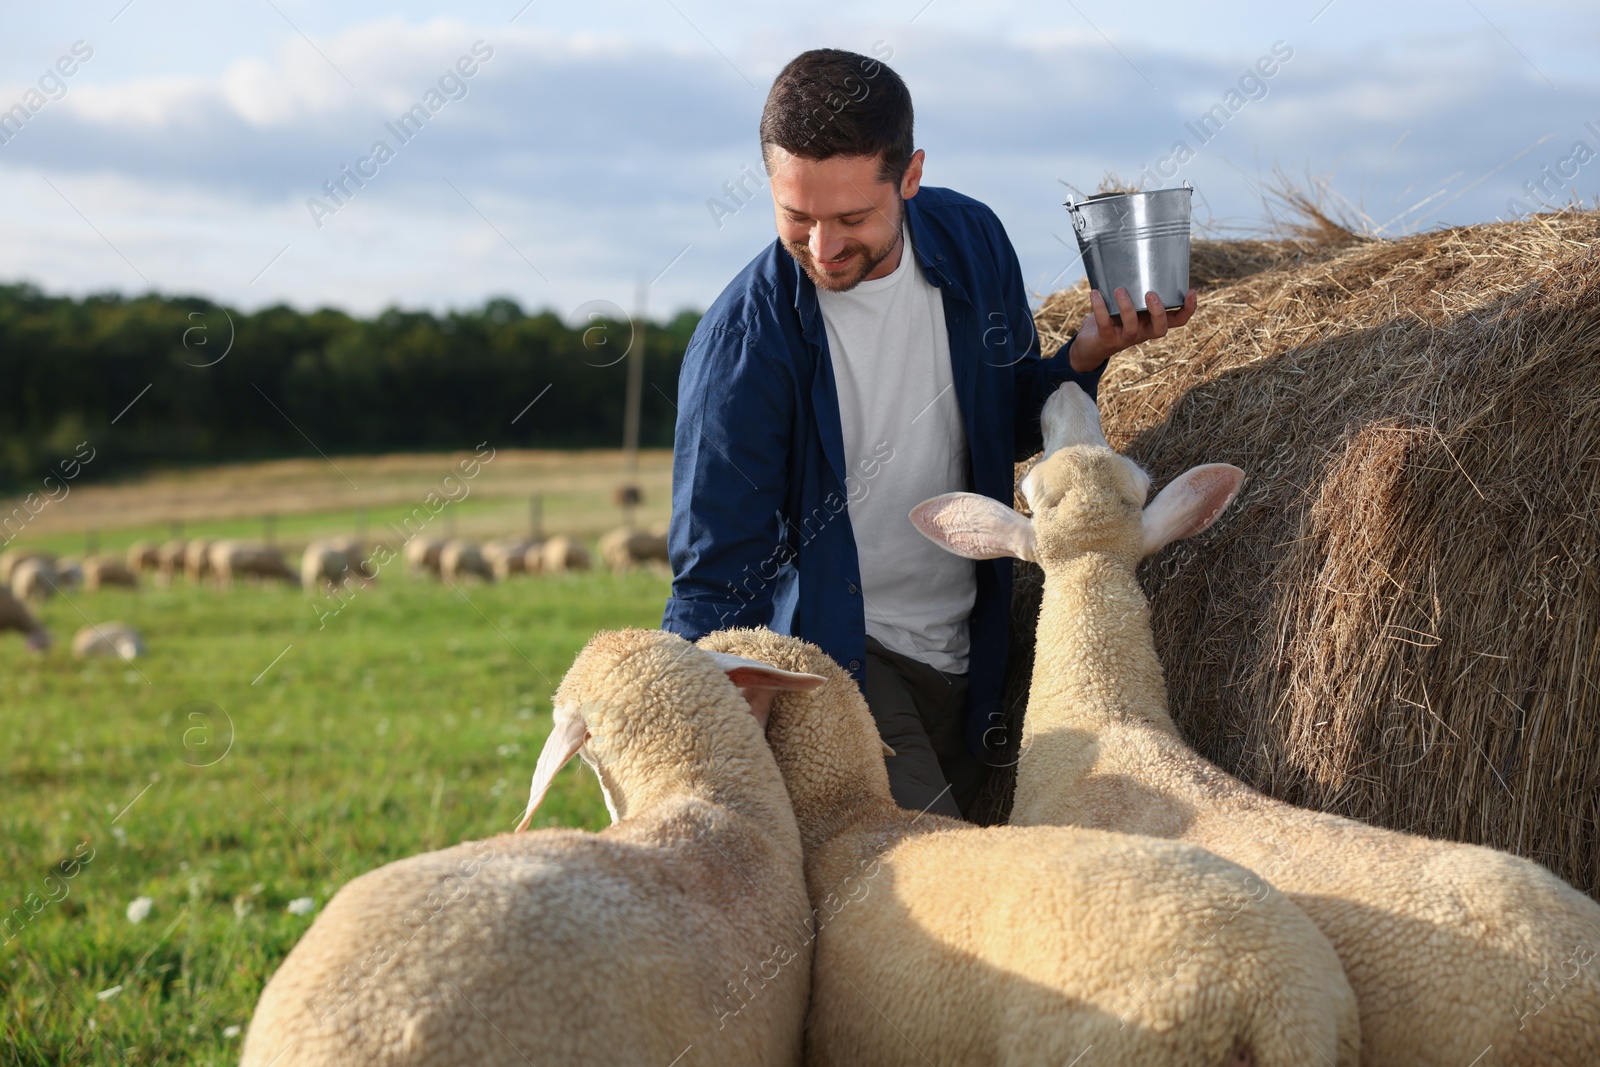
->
[[2, 0, 1598, 322]]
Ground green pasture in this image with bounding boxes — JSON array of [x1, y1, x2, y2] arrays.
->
[[1, 568, 668, 1065]]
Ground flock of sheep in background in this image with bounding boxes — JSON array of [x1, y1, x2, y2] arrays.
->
[[0, 523, 670, 660]]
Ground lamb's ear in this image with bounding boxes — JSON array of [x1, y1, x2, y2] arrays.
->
[[1141, 464, 1245, 558], [515, 706, 589, 832], [702, 650, 826, 728], [702, 651, 827, 693], [910, 493, 1036, 562]]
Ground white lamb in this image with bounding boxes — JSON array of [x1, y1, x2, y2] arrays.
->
[[540, 535, 591, 574], [83, 555, 139, 591], [599, 526, 670, 572], [702, 627, 1360, 1067], [10, 556, 60, 603], [438, 540, 494, 583], [240, 628, 819, 1067], [912, 381, 1600, 1065], [71, 621, 145, 660], [208, 541, 299, 588], [0, 587, 50, 651], [301, 541, 354, 592]]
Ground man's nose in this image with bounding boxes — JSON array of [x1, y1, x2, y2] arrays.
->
[[810, 224, 847, 263]]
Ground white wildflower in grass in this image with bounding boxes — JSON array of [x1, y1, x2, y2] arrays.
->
[[95, 985, 123, 1001], [286, 897, 315, 916], [126, 896, 152, 924], [222, 1025, 242, 1038]]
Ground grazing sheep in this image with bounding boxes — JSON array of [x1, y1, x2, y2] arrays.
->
[[701, 627, 1360, 1067], [438, 540, 494, 584], [324, 537, 376, 581], [482, 539, 535, 580], [599, 526, 670, 573], [10, 557, 60, 602], [912, 382, 1600, 1066], [0, 548, 54, 585], [404, 536, 444, 578], [71, 621, 144, 660], [301, 541, 354, 593], [520, 540, 546, 576], [54, 557, 83, 588], [183, 538, 215, 583], [208, 541, 299, 588], [126, 540, 160, 574], [155, 539, 188, 585], [0, 587, 50, 651], [540, 535, 591, 574], [241, 629, 817, 1067], [83, 555, 138, 591]]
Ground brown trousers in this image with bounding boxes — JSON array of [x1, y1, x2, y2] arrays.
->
[[862, 636, 988, 820]]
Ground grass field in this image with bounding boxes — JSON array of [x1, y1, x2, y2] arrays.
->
[[0, 453, 675, 1065]]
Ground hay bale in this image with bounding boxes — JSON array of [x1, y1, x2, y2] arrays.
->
[[989, 209, 1600, 900]]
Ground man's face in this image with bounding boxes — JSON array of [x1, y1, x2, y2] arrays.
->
[[767, 146, 925, 292]]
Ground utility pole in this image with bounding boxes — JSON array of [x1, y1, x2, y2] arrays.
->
[[616, 276, 646, 527]]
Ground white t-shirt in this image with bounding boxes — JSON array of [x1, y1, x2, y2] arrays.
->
[[817, 226, 976, 674]]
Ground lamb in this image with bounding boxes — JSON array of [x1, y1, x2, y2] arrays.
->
[[911, 381, 1600, 1066], [183, 537, 215, 583], [482, 538, 536, 579], [405, 536, 444, 578], [71, 621, 145, 660], [301, 541, 354, 592], [0, 548, 54, 585], [599, 526, 670, 573], [240, 628, 818, 1067], [54, 557, 84, 588], [83, 555, 139, 591], [701, 627, 1360, 1067], [208, 541, 299, 588], [10, 556, 60, 602], [540, 534, 591, 574], [0, 587, 50, 651], [126, 540, 160, 574], [155, 539, 188, 584], [438, 539, 494, 583], [325, 536, 376, 581]]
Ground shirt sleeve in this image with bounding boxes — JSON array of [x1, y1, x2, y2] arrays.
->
[[661, 323, 795, 641]]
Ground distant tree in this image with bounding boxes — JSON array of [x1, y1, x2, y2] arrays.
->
[[0, 284, 699, 489]]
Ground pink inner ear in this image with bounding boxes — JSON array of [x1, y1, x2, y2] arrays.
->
[[724, 666, 824, 691]]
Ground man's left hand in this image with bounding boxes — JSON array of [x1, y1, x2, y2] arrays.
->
[[1067, 287, 1197, 373]]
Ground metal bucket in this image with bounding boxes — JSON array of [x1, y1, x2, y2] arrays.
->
[[1065, 182, 1193, 316]]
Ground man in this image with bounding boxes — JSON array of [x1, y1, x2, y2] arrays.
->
[[662, 48, 1195, 818]]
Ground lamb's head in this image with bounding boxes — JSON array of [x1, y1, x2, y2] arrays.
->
[[911, 382, 1245, 571], [700, 629, 893, 845], [515, 628, 824, 831]]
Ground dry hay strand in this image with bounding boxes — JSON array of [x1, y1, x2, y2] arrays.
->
[[983, 209, 1600, 900]]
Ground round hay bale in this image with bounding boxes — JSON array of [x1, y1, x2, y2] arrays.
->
[[992, 209, 1600, 899]]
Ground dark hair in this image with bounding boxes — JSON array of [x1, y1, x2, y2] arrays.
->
[[760, 48, 914, 186]]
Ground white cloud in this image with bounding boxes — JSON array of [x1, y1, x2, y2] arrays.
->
[[0, 9, 1595, 317]]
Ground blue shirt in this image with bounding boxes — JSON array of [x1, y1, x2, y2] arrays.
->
[[662, 185, 1101, 758]]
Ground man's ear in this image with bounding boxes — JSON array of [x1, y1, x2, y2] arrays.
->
[[1140, 464, 1245, 557], [900, 148, 925, 200], [910, 493, 1037, 562]]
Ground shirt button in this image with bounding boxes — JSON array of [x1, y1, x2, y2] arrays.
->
[[847, 582, 858, 594], [848, 659, 862, 671]]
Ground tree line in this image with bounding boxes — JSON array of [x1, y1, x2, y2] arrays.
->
[[0, 283, 699, 489]]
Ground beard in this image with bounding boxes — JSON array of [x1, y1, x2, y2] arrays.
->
[[783, 201, 904, 293]]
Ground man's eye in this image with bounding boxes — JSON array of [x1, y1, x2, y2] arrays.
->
[[842, 217, 865, 227]]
